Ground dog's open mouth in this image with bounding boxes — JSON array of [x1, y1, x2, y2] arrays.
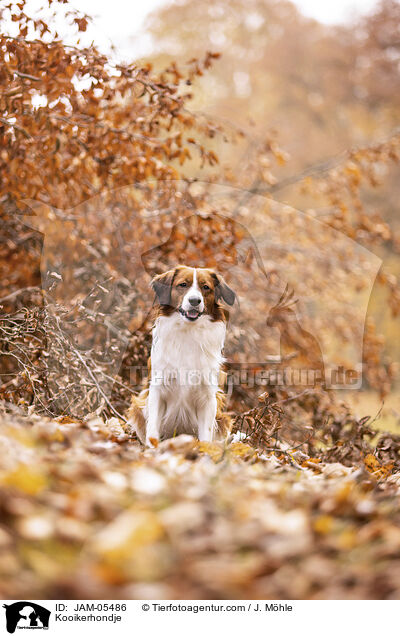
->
[[179, 308, 202, 321]]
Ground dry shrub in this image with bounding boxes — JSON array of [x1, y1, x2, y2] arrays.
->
[[0, 0, 399, 448]]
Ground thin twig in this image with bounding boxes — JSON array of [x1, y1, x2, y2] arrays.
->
[[72, 347, 126, 421], [0, 117, 32, 139], [0, 287, 41, 305], [14, 70, 40, 81]]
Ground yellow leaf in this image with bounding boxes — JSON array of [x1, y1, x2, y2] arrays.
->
[[2, 464, 47, 495], [313, 515, 333, 534]]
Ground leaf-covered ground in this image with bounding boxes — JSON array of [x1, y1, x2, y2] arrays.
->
[[1, 403, 400, 600]]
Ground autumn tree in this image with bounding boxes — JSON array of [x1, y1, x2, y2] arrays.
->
[[0, 0, 398, 422]]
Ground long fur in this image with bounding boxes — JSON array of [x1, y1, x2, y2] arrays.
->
[[127, 266, 235, 445]]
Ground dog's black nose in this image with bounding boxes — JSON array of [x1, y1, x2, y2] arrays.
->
[[189, 297, 201, 306]]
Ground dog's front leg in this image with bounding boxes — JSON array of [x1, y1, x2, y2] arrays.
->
[[197, 391, 217, 442], [146, 384, 162, 446]]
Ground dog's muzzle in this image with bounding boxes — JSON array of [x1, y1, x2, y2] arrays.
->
[[179, 307, 203, 321]]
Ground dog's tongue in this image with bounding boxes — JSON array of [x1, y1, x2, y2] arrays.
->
[[187, 309, 199, 318]]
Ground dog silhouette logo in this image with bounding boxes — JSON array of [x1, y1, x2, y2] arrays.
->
[[3, 602, 50, 634]]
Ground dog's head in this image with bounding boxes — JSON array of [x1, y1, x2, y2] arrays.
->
[[151, 266, 236, 323]]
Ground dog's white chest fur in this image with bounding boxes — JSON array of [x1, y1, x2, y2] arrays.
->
[[147, 313, 226, 439], [152, 313, 225, 377]]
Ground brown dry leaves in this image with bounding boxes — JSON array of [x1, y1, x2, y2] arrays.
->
[[1, 403, 400, 600]]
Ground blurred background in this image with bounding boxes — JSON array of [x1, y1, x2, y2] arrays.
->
[[4, 0, 399, 420]]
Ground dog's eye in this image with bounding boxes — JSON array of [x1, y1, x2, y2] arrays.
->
[[203, 284, 210, 291], [178, 282, 187, 287]]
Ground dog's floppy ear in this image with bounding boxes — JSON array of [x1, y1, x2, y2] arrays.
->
[[150, 268, 177, 305], [212, 273, 236, 306]]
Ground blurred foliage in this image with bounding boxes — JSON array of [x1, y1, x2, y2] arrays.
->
[[145, 0, 400, 361], [1, 404, 400, 600]]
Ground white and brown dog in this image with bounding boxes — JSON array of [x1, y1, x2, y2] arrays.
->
[[128, 265, 236, 446]]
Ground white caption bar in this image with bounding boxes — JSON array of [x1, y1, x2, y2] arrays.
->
[[2, 600, 398, 635]]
